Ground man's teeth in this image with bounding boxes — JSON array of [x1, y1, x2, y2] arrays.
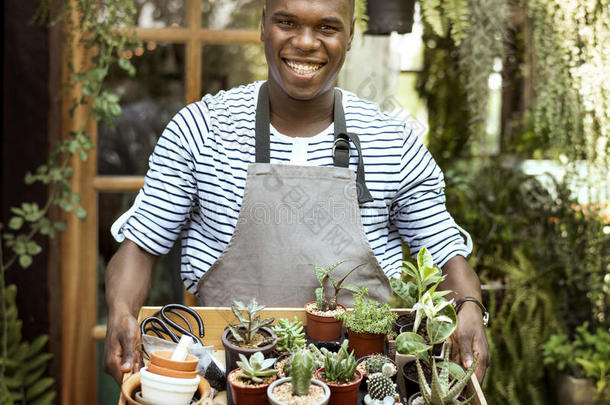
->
[[286, 60, 322, 74]]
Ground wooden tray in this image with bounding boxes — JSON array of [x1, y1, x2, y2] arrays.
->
[[118, 307, 487, 405]]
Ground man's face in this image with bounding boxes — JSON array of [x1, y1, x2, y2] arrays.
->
[[261, 0, 354, 101]]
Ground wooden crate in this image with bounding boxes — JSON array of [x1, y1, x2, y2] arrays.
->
[[119, 307, 487, 405]]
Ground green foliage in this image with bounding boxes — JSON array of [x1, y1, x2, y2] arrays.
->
[[306, 344, 326, 371], [314, 260, 364, 311], [354, 0, 368, 32], [365, 363, 399, 402], [321, 340, 357, 383], [334, 289, 397, 335], [272, 317, 306, 353], [290, 349, 315, 396], [0, 285, 55, 405], [228, 298, 275, 346], [419, 0, 470, 45], [235, 351, 277, 384]]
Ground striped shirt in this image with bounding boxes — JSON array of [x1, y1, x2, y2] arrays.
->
[[111, 81, 472, 294]]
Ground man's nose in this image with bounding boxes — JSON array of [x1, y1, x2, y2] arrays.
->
[[291, 27, 320, 52]]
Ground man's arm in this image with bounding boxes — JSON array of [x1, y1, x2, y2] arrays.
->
[[439, 255, 489, 383], [103, 240, 157, 384]]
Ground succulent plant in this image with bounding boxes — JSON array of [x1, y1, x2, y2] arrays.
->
[[416, 343, 478, 405], [321, 340, 357, 383], [314, 259, 364, 311], [235, 351, 277, 384], [272, 317, 306, 352], [307, 343, 326, 369], [365, 363, 399, 404], [227, 298, 275, 347], [291, 349, 316, 396], [366, 355, 391, 374]]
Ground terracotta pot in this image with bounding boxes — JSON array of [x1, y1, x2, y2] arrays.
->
[[314, 368, 362, 405], [267, 377, 331, 405], [347, 329, 386, 358], [121, 372, 210, 405], [149, 350, 198, 372], [305, 302, 346, 341], [221, 326, 277, 372], [227, 368, 275, 405], [147, 363, 199, 379]]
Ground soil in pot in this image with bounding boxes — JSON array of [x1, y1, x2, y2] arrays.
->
[[393, 313, 415, 335], [401, 359, 432, 399], [356, 356, 398, 390], [268, 378, 330, 405], [314, 368, 362, 405], [305, 302, 346, 341], [347, 329, 386, 358], [222, 326, 277, 372], [228, 368, 276, 405], [275, 353, 292, 379]]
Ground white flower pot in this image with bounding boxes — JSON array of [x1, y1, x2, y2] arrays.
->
[[140, 367, 200, 405]]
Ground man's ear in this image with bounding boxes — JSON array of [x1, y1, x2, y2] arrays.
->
[[347, 17, 356, 51], [260, 6, 267, 42]]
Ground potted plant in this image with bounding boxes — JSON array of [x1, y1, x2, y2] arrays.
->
[[227, 351, 277, 405], [268, 349, 331, 405], [314, 340, 363, 405], [335, 288, 397, 358], [305, 259, 365, 341], [272, 316, 307, 354], [364, 363, 401, 405], [276, 343, 326, 379], [222, 298, 277, 371], [542, 322, 610, 404], [407, 346, 478, 405], [357, 354, 399, 387]]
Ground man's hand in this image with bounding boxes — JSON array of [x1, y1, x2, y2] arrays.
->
[[103, 312, 142, 385], [450, 303, 489, 383]]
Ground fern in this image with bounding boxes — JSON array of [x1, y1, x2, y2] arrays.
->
[[1, 284, 55, 405], [420, 0, 447, 38]]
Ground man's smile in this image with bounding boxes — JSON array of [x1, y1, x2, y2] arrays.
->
[[283, 58, 326, 76]]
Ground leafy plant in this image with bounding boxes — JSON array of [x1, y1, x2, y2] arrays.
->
[[272, 317, 306, 353], [227, 298, 275, 347], [335, 289, 397, 335], [235, 351, 277, 384], [290, 349, 316, 396], [416, 343, 478, 405], [314, 260, 364, 311], [320, 340, 358, 383]]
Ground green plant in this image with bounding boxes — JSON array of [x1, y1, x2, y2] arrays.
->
[[364, 363, 399, 404], [366, 355, 391, 374], [415, 344, 478, 405], [228, 298, 275, 347], [314, 259, 364, 311], [272, 317, 306, 353], [235, 351, 277, 384], [391, 247, 447, 308], [335, 289, 397, 335], [320, 340, 357, 383], [290, 349, 316, 396], [307, 344, 326, 370]]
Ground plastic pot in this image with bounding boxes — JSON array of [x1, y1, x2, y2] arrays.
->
[[347, 329, 386, 358], [305, 302, 346, 341], [227, 368, 275, 405], [267, 377, 331, 405], [139, 367, 200, 405], [314, 368, 362, 405], [221, 326, 277, 372]]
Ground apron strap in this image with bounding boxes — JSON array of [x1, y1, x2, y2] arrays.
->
[[255, 82, 373, 204]]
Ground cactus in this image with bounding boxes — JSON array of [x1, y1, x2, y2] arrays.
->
[[236, 351, 277, 383], [416, 343, 478, 405], [227, 298, 275, 346], [367, 363, 399, 401], [321, 340, 358, 383], [307, 343, 326, 369], [291, 349, 315, 396], [272, 317, 306, 352], [366, 355, 390, 374]]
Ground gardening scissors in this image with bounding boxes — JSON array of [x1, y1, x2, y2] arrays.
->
[[140, 303, 205, 346]]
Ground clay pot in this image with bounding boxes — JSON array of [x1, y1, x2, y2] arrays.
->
[[221, 326, 277, 372], [347, 329, 386, 358], [149, 350, 198, 372], [147, 363, 199, 379], [314, 368, 362, 405], [267, 377, 331, 405], [121, 372, 210, 405], [227, 368, 276, 405], [305, 302, 346, 341]]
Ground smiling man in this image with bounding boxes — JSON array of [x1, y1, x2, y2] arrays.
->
[[104, 0, 489, 387]]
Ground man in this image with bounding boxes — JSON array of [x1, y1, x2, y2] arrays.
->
[[103, 0, 489, 387]]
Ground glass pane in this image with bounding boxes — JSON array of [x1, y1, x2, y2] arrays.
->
[[98, 43, 185, 176], [201, 44, 267, 95], [135, 0, 186, 28], [202, 0, 264, 30], [97, 193, 184, 324]]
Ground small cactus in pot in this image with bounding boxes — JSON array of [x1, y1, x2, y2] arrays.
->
[[364, 363, 400, 405]]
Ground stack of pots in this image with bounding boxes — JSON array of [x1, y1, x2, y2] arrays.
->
[[140, 350, 201, 405]]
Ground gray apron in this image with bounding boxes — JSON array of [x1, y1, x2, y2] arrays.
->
[[196, 83, 392, 306]]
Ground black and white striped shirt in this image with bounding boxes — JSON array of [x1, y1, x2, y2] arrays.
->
[[112, 81, 472, 294]]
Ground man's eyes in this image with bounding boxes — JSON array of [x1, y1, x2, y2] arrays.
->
[[276, 19, 295, 27], [320, 25, 339, 32]]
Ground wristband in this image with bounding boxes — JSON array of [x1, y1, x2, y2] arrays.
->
[[453, 296, 489, 327]]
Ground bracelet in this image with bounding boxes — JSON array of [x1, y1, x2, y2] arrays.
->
[[453, 297, 490, 327]]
